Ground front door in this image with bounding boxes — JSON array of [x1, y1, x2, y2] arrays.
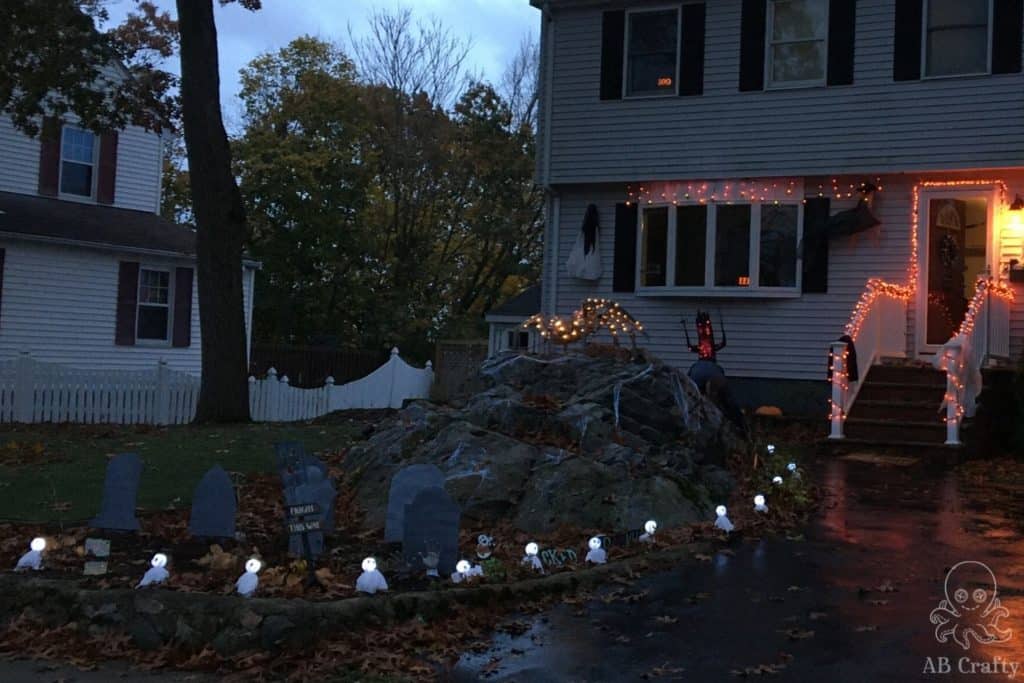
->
[[917, 191, 993, 354]]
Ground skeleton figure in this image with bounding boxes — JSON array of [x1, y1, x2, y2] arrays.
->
[[929, 561, 1011, 650], [682, 311, 727, 362]]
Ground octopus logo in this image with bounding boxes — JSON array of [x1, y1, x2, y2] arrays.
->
[[929, 561, 1012, 650]]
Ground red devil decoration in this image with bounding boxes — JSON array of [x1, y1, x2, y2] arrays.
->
[[682, 310, 727, 362]]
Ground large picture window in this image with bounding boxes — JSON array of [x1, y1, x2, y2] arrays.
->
[[638, 199, 803, 295], [767, 0, 829, 87], [60, 127, 96, 197], [924, 0, 991, 77], [625, 8, 679, 96]]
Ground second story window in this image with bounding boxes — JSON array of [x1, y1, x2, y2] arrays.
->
[[59, 127, 96, 198], [924, 0, 991, 77], [767, 0, 829, 87], [625, 9, 679, 97]]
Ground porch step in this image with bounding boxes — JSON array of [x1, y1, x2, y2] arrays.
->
[[866, 365, 946, 387], [856, 381, 946, 404], [843, 417, 949, 445], [851, 399, 944, 422]]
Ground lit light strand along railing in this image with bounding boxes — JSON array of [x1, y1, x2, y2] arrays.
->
[[935, 277, 1015, 444]]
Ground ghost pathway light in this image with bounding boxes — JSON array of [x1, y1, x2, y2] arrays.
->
[[137, 552, 170, 588], [452, 559, 481, 584], [236, 558, 262, 597], [640, 519, 658, 543], [772, 475, 784, 485], [585, 536, 607, 564], [15, 537, 46, 572], [754, 494, 769, 513], [356, 556, 389, 595], [714, 505, 734, 532], [522, 542, 544, 571], [767, 444, 776, 455]]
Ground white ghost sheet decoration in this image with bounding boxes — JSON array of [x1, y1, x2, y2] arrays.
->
[[236, 558, 262, 597], [138, 553, 170, 588], [522, 542, 544, 572], [15, 537, 46, 572], [639, 520, 657, 543], [714, 505, 734, 532], [356, 557, 389, 595], [585, 536, 607, 565], [754, 494, 769, 513], [451, 559, 484, 584]]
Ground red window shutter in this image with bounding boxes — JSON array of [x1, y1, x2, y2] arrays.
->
[[37, 117, 62, 197], [115, 261, 140, 346], [97, 131, 118, 205], [172, 267, 194, 348]]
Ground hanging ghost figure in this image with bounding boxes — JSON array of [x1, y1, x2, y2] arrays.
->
[[236, 558, 262, 597], [138, 553, 170, 588], [585, 537, 607, 564], [714, 505, 734, 532], [15, 537, 46, 572], [639, 520, 657, 544], [356, 557, 389, 595], [522, 542, 544, 572], [929, 561, 1012, 650], [566, 204, 603, 281]]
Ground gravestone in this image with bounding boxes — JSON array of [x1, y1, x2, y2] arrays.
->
[[286, 466, 335, 557], [188, 465, 237, 539], [385, 464, 444, 542], [402, 487, 460, 576], [285, 502, 322, 583], [90, 453, 143, 531]]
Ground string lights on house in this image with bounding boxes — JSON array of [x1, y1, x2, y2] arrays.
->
[[625, 177, 885, 207]]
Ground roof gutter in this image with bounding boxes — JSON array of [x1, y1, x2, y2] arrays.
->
[[0, 231, 262, 268]]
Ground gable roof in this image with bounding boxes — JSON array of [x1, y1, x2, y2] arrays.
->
[[0, 191, 196, 257], [486, 285, 542, 321]]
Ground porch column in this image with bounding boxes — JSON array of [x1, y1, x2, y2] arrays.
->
[[828, 341, 847, 440]]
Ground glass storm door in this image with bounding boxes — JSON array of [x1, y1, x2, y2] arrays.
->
[[922, 196, 989, 348]]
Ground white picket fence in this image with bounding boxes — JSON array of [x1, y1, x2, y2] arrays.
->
[[0, 348, 433, 425]]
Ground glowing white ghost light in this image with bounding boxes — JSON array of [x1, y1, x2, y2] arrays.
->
[[236, 558, 262, 597], [585, 536, 607, 564], [522, 542, 543, 571], [456, 559, 470, 573], [138, 553, 170, 588], [772, 475, 783, 485], [15, 537, 46, 572], [640, 519, 657, 543], [754, 494, 769, 513], [714, 505, 734, 532], [356, 556, 389, 594], [767, 444, 776, 455], [787, 462, 797, 472], [452, 559, 483, 583]]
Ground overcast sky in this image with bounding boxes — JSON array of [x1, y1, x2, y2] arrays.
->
[[106, 0, 540, 128]]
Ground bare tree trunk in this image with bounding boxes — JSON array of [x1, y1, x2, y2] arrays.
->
[[177, 0, 251, 422]]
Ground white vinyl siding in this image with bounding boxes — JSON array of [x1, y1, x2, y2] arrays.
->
[[542, 0, 1024, 185], [0, 116, 163, 213], [0, 241, 256, 375], [549, 170, 1024, 381]]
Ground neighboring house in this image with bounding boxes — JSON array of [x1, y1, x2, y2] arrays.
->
[[0, 115, 257, 374], [485, 285, 542, 356], [530, 0, 1024, 436]]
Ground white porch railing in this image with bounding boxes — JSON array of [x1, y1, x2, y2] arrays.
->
[[829, 278, 911, 440], [933, 278, 1014, 445], [0, 347, 433, 425]]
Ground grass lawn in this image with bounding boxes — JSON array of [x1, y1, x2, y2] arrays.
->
[[0, 418, 370, 524]]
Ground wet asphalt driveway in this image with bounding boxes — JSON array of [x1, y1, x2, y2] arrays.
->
[[452, 455, 1024, 682]]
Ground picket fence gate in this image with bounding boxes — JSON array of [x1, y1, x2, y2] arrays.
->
[[0, 348, 432, 425]]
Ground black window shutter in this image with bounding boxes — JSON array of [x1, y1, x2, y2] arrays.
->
[[802, 198, 831, 293], [993, 0, 1024, 74], [679, 3, 706, 96], [827, 0, 857, 85], [739, 0, 767, 91], [601, 10, 626, 100], [115, 261, 140, 346], [37, 117, 62, 197], [172, 267, 194, 348], [893, 0, 923, 81], [97, 131, 118, 205], [0, 248, 6, 327], [613, 203, 639, 292]]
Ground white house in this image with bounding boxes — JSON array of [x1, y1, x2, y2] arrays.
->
[[485, 285, 543, 356], [0, 115, 257, 375], [530, 0, 1024, 445]]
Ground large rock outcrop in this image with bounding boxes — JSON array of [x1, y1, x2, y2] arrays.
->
[[345, 351, 745, 534]]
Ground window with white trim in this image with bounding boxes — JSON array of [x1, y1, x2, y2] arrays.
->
[[137, 268, 172, 341], [59, 127, 96, 197], [924, 0, 991, 77], [506, 330, 531, 351], [625, 8, 680, 97], [767, 0, 829, 87], [639, 201, 803, 294]]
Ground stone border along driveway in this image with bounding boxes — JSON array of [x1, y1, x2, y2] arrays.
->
[[0, 541, 714, 656]]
